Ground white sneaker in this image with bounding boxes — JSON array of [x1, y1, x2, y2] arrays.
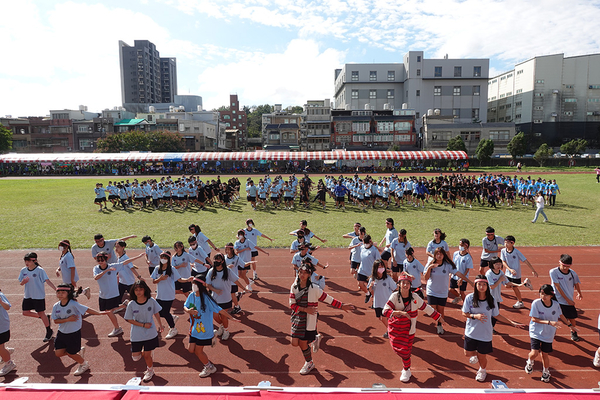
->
[[199, 363, 217, 378], [221, 330, 230, 341], [299, 360, 315, 375], [311, 334, 322, 353], [165, 327, 178, 339], [108, 327, 123, 337], [83, 287, 91, 300], [525, 359, 534, 374], [475, 368, 487, 382], [0, 360, 15, 376], [513, 301, 524, 309], [594, 351, 600, 367], [215, 325, 224, 337], [142, 367, 155, 382], [436, 324, 444, 335], [74, 361, 90, 376], [469, 355, 479, 364], [400, 368, 411, 382]]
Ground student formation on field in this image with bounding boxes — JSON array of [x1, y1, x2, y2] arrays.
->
[[93, 173, 562, 213], [2, 219, 597, 386]]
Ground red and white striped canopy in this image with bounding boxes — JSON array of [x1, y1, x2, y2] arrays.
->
[[0, 151, 467, 164]]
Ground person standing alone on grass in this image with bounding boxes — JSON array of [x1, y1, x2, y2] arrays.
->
[[531, 191, 549, 223], [549, 254, 583, 342]]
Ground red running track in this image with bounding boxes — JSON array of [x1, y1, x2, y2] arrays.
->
[[0, 246, 598, 389]]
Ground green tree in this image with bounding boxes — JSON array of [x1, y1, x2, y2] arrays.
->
[[560, 139, 588, 156], [447, 135, 467, 152], [96, 130, 184, 153], [213, 105, 230, 112], [0, 124, 12, 153], [247, 104, 273, 138], [388, 144, 401, 151], [475, 139, 494, 165], [533, 143, 553, 167], [507, 131, 527, 159], [290, 106, 304, 114]]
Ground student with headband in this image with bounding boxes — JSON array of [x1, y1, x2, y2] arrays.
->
[[382, 271, 444, 383]]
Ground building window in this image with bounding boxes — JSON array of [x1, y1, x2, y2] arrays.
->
[[534, 119, 543, 123], [223, 115, 230, 119], [472, 109, 479, 119], [453, 86, 461, 96], [387, 89, 394, 99], [564, 111, 573, 116], [387, 71, 395, 81], [454, 66, 462, 77], [564, 98, 577, 103], [416, 69, 421, 76], [516, 101, 522, 106], [435, 66, 442, 77], [588, 98, 600, 102], [416, 90, 420, 97], [351, 89, 358, 99], [535, 79, 544, 84], [590, 85, 600, 89], [415, 112, 420, 119], [434, 86, 441, 96], [370, 71, 377, 81], [351, 71, 359, 81], [515, 114, 521, 119], [516, 89, 523, 94], [473, 66, 481, 77], [417, 55, 421, 62], [472, 85, 480, 96], [369, 90, 377, 99], [535, 92, 544, 97], [453, 109, 460, 118], [534, 106, 544, 110], [565, 85, 574, 89]]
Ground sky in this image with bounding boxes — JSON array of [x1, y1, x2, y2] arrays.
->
[[2, 0, 600, 118]]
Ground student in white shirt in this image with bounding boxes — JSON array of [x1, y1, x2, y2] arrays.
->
[[367, 260, 396, 338]]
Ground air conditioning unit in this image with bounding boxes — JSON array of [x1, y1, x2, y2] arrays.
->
[[593, 111, 600, 116], [551, 112, 558, 117], [552, 89, 559, 94]]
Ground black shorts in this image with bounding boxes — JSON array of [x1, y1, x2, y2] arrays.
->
[[391, 263, 402, 273], [0, 330, 9, 345], [135, 197, 145, 202], [381, 251, 392, 261], [108, 195, 118, 200], [99, 296, 122, 311], [414, 288, 425, 299], [427, 295, 447, 306], [560, 304, 578, 320], [530, 338, 553, 353], [480, 259, 492, 269], [22, 298, 46, 312], [251, 251, 259, 258], [55, 330, 82, 355], [357, 273, 369, 282], [119, 282, 132, 300], [175, 281, 192, 293], [298, 329, 317, 342], [336, 196, 345, 202], [464, 336, 493, 354], [247, 196, 256, 202], [450, 279, 468, 291], [350, 261, 360, 270], [218, 301, 232, 310], [131, 335, 160, 353], [238, 264, 251, 271], [507, 277, 521, 284], [284, 197, 293, 202], [417, 194, 425, 200], [231, 284, 238, 294], [95, 197, 106, 203], [190, 336, 213, 346], [374, 307, 384, 318]]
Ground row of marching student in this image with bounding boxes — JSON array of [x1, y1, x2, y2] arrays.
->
[[0, 219, 597, 386]]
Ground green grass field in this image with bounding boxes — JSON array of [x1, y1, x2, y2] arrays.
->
[[0, 171, 598, 251]]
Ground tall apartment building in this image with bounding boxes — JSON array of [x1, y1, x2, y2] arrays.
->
[[487, 53, 600, 148], [334, 51, 489, 130], [219, 94, 247, 149], [119, 40, 177, 105], [304, 99, 331, 151]]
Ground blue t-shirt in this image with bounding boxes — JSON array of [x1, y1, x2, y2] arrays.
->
[[172, 252, 197, 280], [234, 239, 252, 264], [403, 258, 424, 289], [358, 245, 381, 277], [124, 297, 162, 342], [151, 266, 182, 301], [549, 267, 581, 305], [145, 244, 163, 268], [485, 268, 507, 303], [425, 261, 456, 298], [452, 252, 473, 281], [0, 292, 10, 334], [59, 252, 79, 284], [205, 268, 239, 304], [462, 293, 499, 342], [500, 248, 527, 279], [529, 298, 562, 343], [93, 263, 125, 299], [369, 276, 396, 308], [184, 292, 222, 340], [52, 299, 89, 334], [19, 266, 49, 300]]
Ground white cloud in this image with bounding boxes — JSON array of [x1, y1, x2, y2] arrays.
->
[[195, 39, 346, 109]]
